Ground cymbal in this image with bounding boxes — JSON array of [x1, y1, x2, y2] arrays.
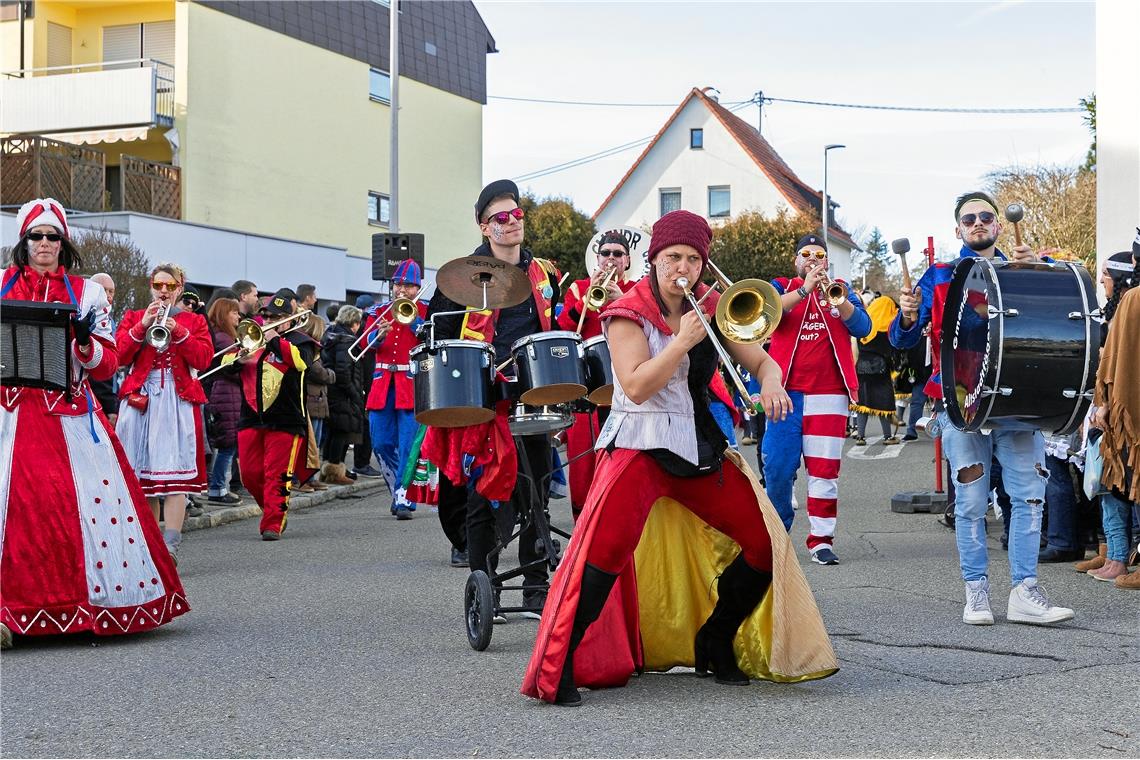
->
[[435, 255, 531, 309]]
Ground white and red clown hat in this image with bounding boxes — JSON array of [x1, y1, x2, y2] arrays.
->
[[16, 197, 70, 239]]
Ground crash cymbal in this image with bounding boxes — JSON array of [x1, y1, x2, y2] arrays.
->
[[435, 255, 531, 309]]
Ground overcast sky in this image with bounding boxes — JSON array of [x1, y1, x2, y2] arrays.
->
[[473, 0, 1094, 262]]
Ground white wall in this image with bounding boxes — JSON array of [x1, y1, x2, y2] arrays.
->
[[1096, 0, 1140, 280]]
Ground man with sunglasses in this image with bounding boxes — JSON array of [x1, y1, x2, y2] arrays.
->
[[556, 231, 637, 517], [890, 190, 1073, 627], [425, 179, 563, 618], [762, 233, 871, 566]]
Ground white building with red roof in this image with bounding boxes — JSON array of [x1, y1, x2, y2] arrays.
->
[[594, 87, 859, 282]]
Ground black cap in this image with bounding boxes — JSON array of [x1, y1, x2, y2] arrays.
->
[[265, 288, 295, 316], [796, 233, 827, 253], [180, 287, 201, 306], [475, 179, 520, 222]]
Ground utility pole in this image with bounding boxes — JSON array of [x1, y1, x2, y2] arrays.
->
[[389, 0, 400, 233], [755, 90, 763, 135]]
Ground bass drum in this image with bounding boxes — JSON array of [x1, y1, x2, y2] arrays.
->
[[940, 258, 1099, 435], [409, 340, 496, 428]]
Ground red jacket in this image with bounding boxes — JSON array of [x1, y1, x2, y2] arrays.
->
[[767, 277, 868, 402], [0, 266, 118, 416], [364, 301, 428, 411], [117, 308, 214, 405], [556, 277, 636, 338]]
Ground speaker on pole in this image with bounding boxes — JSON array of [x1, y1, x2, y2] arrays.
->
[[372, 232, 425, 280]]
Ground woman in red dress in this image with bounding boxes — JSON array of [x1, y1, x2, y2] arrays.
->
[[0, 199, 188, 650], [115, 263, 213, 563]]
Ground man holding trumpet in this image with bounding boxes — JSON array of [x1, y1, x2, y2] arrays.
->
[[217, 288, 315, 541], [761, 234, 870, 566], [556, 231, 636, 518], [361, 258, 428, 520]]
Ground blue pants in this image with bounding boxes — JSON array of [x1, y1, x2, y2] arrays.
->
[[208, 446, 236, 497], [369, 384, 419, 510], [942, 426, 1048, 584], [1044, 454, 1077, 552], [709, 400, 738, 450]]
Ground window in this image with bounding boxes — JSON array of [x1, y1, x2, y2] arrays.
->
[[690, 128, 703, 150], [659, 189, 681, 217], [370, 68, 391, 104], [102, 21, 174, 69], [708, 186, 731, 218], [368, 192, 391, 227], [425, 41, 437, 56]]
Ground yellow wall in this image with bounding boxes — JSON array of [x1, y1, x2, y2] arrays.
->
[[182, 3, 483, 269]]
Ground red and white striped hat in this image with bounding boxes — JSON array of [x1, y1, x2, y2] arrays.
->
[[16, 197, 70, 239]]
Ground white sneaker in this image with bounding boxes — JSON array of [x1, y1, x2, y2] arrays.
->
[[1007, 578, 1075, 625], [963, 577, 994, 625]]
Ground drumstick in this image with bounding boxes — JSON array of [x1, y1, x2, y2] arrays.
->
[[892, 238, 912, 292], [1004, 204, 1025, 248], [495, 356, 514, 374], [576, 300, 589, 335]]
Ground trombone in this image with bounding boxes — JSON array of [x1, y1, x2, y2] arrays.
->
[[145, 303, 173, 352], [676, 260, 782, 412], [347, 297, 420, 362], [198, 309, 312, 380]]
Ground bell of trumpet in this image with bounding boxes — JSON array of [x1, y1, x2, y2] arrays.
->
[[145, 303, 173, 352], [823, 281, 847, 307], [584, 268, 618, 312]]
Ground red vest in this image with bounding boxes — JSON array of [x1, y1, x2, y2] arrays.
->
[[459, 258, 557, 343], [364, 301, 428, 411], [117, 309, 214, 405], [767, 277, 859, 401], [556, 277, 636, 338]]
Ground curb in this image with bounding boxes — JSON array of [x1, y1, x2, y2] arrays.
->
[[182, 478, 388, 533]]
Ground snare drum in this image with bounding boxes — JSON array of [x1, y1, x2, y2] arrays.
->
[[940, 258, 1099, 435], [510, 331, 587, 405], [409, 340, 496, 428], [582, 334, 614, 406], [508, 402, 573, 437]]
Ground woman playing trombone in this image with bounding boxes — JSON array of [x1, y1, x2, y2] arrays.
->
[[115, 263, 214, 563], [522, 210, 837, 707]]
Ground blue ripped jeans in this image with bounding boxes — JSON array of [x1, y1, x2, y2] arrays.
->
[[942, 426, 1048, 585]]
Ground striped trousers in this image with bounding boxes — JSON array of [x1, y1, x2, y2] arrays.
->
[[760, 391, 847, 552]]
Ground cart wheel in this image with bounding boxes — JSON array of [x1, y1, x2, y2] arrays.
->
[[465, 570, 495, 651]]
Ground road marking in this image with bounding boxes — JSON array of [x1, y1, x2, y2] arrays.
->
[[846, 437, 909, 460]]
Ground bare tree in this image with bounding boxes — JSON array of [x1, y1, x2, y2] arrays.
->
[[985, 164, 1096, 269], [71, 227, 151, 320]]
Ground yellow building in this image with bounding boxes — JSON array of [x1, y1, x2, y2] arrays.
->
[[1, 0, 496, 300]]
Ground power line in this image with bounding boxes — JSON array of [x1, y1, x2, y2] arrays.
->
[[761, 95, 1082, 114], [513, 101, 753, 184], [490, 94, 750, 108]]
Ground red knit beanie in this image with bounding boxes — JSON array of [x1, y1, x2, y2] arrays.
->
[[647, 210, 712, 263]]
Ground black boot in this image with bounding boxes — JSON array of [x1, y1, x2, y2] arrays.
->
[[555, 563, 618, 706], [694, 554, 772, 686]]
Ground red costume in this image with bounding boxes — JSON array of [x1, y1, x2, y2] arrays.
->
[[555, 275, 636, 516], [0, 264, 189, 639], [522, 277, 837, 702], [363, 301, 429, 411]]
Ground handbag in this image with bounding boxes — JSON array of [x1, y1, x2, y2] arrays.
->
[[1083, 429, 1106, 500], [126, 391, 149, 413]]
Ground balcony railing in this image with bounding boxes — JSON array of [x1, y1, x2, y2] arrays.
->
[[0, 59, 174, 136], [1, 136, 181, 219]]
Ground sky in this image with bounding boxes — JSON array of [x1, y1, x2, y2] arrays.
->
[[472, 0, 1095, 263]]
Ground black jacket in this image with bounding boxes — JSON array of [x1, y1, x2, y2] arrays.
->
[[322, 323, 365, 435], [236, 335, 314, 437]]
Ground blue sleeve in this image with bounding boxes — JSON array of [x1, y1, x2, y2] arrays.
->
[[889, 266, 935, 349], [841, 286, 872, 339], [770, 277, 788, 295]]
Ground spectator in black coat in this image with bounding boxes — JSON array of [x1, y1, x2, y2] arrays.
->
[[320, 305, 364, 485]]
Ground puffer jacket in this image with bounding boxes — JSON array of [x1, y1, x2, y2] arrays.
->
[[293, 332, 334, 419], [322, 323, 364, 436], [205, 327, 243, 449]]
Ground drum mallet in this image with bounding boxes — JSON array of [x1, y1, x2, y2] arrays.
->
[[1004, 203, 1025, 248], [891, 238, 912, 292]]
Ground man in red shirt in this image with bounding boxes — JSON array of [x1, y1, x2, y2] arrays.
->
[[364, 259, 427, 520], [761, 234, 871, 565], [555, 231, 636, 517]]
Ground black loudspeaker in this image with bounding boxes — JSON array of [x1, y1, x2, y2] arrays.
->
[[372, 232, 425, 280]]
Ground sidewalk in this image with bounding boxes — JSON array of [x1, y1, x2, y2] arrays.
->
[[182, 477, 388, 532]]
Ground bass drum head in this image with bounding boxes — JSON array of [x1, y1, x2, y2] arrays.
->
[[941, 257, 1001, 432]]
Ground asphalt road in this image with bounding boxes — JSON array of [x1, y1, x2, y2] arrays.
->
[[3, 436, 1138, 758]]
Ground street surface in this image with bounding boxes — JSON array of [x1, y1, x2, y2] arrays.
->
[[3, 436, 1138, 758]]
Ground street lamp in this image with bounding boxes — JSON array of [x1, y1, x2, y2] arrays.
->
[[822, 143, 845, 267]]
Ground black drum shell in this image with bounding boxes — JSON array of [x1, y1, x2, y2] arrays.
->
[[410, 340, 495, 428], [940, 259, 1098, 435], [511, 331, 587, 406], [582, 335, 614, 406]]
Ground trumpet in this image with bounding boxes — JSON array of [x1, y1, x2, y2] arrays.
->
[[198, 309, 312, 380], [821, 280, 847, 307], [145, 303, 173, 352], [584, 267, 618, 312], [347, 297, 420, 362]]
